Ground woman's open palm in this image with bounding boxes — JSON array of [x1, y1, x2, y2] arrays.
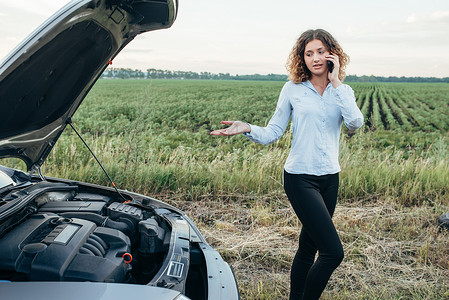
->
[[210, 121, 250, 136]]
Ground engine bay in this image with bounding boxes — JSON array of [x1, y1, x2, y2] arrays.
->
[[0, 180, 172, 285]]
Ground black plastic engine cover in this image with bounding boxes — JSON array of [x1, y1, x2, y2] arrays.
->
[[0, 213, 131, 282]]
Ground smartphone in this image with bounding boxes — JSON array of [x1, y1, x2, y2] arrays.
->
[[327, 61, 334, 73]]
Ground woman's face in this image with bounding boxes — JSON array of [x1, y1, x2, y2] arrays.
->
[[304, 39, 330, 78]]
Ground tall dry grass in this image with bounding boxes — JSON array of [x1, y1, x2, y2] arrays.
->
[[160, 192, 449, 299], [35, 129, 449, 208]]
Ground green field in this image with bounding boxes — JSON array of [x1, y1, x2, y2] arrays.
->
[[4, 79, 449, 299]]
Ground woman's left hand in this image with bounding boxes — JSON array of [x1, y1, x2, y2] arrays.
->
[[326, 54, 342, 88]]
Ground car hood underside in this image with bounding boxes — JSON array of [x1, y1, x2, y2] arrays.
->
[[0, 0, 177, 172]]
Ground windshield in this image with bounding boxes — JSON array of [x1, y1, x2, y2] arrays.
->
[[0, 170, 15, 189]]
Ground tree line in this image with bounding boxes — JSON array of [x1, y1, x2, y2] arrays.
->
[[101, 68, 449, 83], [345, 75, 449, 83]]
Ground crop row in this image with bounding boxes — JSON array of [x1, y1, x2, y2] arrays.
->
[[352, 83, 449, 132]]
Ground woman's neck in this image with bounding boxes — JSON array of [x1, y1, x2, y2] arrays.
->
[[309, 75, 329, 88], [309, 75, 329, 96]]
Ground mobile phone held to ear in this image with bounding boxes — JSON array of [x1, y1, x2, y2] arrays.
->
[[327, 60, 334, 73]]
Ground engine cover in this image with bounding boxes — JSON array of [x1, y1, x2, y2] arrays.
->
[[0, 213, 131, 282]]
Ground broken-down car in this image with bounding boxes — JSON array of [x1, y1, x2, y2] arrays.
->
[[0, 1, 240, 299]]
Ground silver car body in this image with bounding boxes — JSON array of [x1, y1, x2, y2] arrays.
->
[[0, 1, 239, 299]]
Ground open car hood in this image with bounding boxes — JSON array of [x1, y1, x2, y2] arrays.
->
[[0, 0, 178, 172]]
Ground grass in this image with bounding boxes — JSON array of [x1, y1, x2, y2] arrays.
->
[[161, 193, 449, 299], [37, 128, 448, 207], [1, 79, 448, 299]]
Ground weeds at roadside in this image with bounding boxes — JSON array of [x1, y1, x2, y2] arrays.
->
[[160, 192, 449, 299]]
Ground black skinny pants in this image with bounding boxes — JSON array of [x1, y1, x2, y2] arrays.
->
[[283, 171, 343, 300]]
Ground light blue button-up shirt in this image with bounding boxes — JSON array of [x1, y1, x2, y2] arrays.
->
[[244, 80, 364, 176]]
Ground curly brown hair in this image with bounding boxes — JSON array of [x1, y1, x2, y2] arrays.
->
[[286, 29, 350, 83]]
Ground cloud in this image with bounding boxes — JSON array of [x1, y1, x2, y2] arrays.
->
[[0, 0, 69, 17], [121, 48, 155, 54], [407, 10, 449, 23], [340, 9, 449, 77], [343, 9, 449, 50]]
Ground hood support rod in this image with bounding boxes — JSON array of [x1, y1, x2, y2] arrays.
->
[[66, 118, 128, 202]]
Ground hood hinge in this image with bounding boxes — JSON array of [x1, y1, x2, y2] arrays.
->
[[29, 165, 46, 181]]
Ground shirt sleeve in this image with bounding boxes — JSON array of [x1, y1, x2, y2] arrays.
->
[[334, 84, 364, 131], [243, 83, 292, 145]]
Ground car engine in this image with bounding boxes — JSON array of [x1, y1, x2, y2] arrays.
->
[[0, 185, 170, 284]]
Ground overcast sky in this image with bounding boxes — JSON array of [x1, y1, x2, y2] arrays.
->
[[0, 0, 448, 77]]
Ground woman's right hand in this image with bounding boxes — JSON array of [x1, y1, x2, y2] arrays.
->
[[210, 121, 251, 136]]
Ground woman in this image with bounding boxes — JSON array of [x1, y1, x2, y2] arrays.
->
[[211, 29, 364, 299]]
